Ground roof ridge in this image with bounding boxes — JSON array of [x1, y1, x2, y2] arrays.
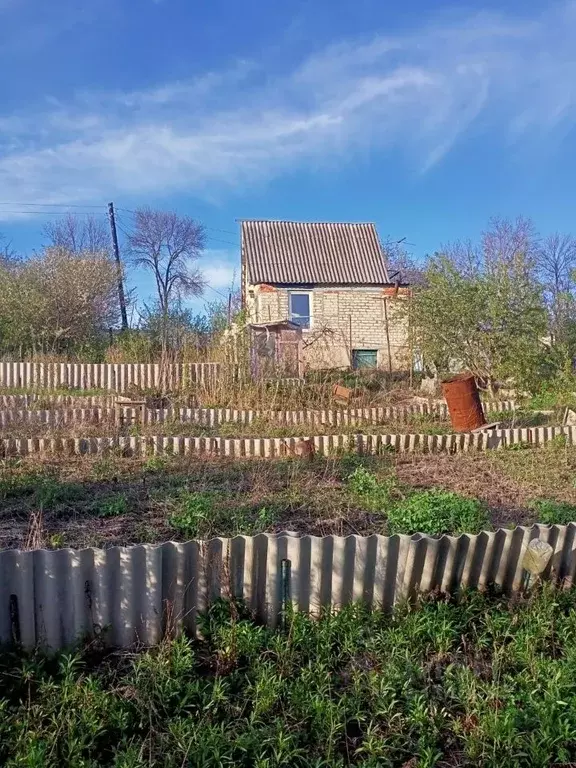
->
[[240, 219, 377, 225]]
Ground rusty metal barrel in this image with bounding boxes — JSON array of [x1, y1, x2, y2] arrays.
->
[[441, 373, 486, 432]]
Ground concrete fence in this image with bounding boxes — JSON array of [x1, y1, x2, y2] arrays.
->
[[1, 424, 572, 459], [0, 401, 517, 429], [1, 525, 574, 650], [0, 394, 117, 409], [0, 362, 229, 391]]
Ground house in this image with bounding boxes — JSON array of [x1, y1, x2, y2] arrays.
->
[[241, 219, 410, 371]]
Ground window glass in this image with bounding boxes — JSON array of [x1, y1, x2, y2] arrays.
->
[[289, 294, 310, 328]]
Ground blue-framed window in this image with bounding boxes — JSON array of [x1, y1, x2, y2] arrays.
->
[[289, 292, 311, 328]]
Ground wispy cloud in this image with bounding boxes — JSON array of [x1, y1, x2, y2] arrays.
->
[[1, 2, 576, 214], [202, 250, 238, 293]]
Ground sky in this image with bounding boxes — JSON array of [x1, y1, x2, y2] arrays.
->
[[1, 0, 576, 313]]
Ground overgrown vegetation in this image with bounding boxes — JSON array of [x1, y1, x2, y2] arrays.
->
[[0, 443, 576, 549], [2, 587, 576, 766], [409, 216, 576, 395], [529, 499, 576, 526], [386, 489, 488, 536]]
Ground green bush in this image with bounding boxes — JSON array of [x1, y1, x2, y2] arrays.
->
[[3, 588, 576, 767], [530, 499, 576, 526], [387, 489, 488, 536]]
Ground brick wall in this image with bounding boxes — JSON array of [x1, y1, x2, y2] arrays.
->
[[246, 284, 410, 370]]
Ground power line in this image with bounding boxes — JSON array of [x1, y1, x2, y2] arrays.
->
[[205, 227, 238, 236], [204, 284, 229, 299], [0, 210, 108, 216], [0, 201, 105, 208], [117, 208, 238, 238], [206, 236, 239, 247]]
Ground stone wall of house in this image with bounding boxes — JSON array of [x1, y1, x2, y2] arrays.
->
[[246, 284, 410, 370]]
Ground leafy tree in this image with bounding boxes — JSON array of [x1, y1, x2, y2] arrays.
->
[[410, 217, 548, 390], [0, 247, 120, 357]]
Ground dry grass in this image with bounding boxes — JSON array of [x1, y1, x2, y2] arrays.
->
[[0, 443, 575, 550]]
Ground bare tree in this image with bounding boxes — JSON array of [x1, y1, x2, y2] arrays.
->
[[126, 208, 205, 385], [42, 214, 110, 254], [481, 215, 540, 279], [381, 237, 426, 286], [436, 239, 482, 279], [127, 207, 206, 314], [0, 233, 19, 266], [537, 233, 576, 343]]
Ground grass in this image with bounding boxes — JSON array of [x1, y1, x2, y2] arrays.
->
[[2, 587, 576, 766], [1, 442, 576, 549]]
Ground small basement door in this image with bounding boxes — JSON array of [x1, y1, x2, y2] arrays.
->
[[352, 349, 377, 369]]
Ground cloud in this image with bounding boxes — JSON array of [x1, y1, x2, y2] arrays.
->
[[1, 3, 576, 213], [202, 250, 239, 293]]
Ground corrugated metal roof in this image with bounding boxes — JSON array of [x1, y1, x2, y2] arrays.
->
[[242, 220, 389, 285]]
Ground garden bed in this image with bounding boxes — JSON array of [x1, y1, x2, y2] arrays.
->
[[1, 442, 576, 550]]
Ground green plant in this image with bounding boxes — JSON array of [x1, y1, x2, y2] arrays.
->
[[529, 499, 576, 526], [387, 488, 488, 535], [143, 455, 170, 473], [3, 587, 576, 767], [347, 466, 397, 511], [49, 533, 64, 549], [92, 455, 121, 481], [97, 494, 128, 518], [169, 490, 215, 538]]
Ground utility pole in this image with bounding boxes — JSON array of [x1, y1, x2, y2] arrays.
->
[[108, 202, 129, 331]]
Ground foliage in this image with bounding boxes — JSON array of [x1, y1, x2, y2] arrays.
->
[[167, 489, 278, 539], [387, 489, 488, 535], [346, 466, 398, 511], [168, 490, 216, 538], [97, 494, 128, 518], [410, 218, 548, 388], [2, 588, 576, 766], [0, 247, 120, 357], [529, 499, 576, 526]]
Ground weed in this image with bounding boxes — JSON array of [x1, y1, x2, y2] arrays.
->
[[529, 499, 576, 525], [168, 490, 216, 538], [92, 455, 120, 481], [2, 587, 576, 766], [387, 488, 489, 535], [347, 466, 398, 511], [143, 454, 170, 473], [49, 533, 64, 549], [97, 494, 128, 518]]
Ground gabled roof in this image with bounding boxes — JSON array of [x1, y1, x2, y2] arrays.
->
[[241, 220, 389, 285]]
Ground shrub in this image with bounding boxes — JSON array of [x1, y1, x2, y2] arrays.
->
[[387, 489, 488, 536], [530, 499, 576, 526]]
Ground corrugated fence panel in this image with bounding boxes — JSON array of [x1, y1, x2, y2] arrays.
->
[[3, 425, 573, 458], [2, 525, 576, 650], [0, 363, 231, 391], [0, 400, 518, 427]]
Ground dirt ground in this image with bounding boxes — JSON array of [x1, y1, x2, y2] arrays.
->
[[0, 442, 574, 550]]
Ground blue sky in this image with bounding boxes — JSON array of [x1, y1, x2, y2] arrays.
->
[[1, 0, 576, 312]]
